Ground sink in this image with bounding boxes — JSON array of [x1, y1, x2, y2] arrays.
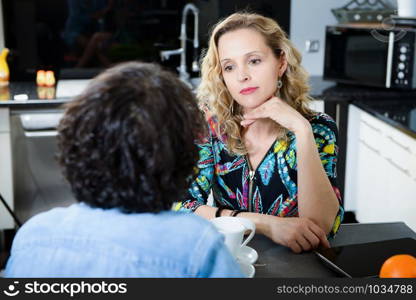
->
[[189, 77, 201, 89], [180, 77, 201, 91]]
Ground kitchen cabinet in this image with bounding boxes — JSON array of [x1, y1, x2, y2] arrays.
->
[[345, 105, 416, 231], [0, 83, 90, 230], [0, 108, 14, 229], [309, 100, 324, 113]]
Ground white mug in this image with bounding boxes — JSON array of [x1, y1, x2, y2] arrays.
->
[[210, 216, 256, 257], [397, 0, 416, 17]]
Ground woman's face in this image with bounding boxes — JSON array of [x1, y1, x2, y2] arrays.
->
[[218, 28, 286, 112]]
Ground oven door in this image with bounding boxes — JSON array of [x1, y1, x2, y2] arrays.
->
[[324, 27, 394, 88], [10, 110, 75, 223]]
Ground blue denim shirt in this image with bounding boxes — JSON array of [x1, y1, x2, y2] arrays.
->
[[5, 203, 243, 277]]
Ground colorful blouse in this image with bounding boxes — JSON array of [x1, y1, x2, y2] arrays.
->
[[178, 112, 344, 236]]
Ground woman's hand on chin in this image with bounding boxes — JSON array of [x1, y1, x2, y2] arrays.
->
[[240, 96, 310, 134]]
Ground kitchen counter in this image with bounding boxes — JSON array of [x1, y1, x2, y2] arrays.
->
[[311, 77, 416, 138], [251, 222, 416, 278], [0, 82, 75, 109], [1, 78, 415, 144], [1, 78, 415, 138], [1, 78, 415, 126], [354, 100, 416, 139], [309, 76, 336, 99]]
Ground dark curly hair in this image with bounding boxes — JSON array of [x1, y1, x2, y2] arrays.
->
[[57, 62, 206, 213]]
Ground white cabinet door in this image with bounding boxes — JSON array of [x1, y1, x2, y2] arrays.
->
[[383, 120, 416, 230], [308, 100, 324, 113], [385, 158, 416, 229], [347, 105, 416, 231], [344, 105, 360, 211], [355, 134, 388, 223], [0, 108, 14, 229]]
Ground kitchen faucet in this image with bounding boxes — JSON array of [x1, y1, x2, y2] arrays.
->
[[160, 3, 199, 86]]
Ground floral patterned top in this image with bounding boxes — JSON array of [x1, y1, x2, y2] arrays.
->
[[177, 112, 344, 236]]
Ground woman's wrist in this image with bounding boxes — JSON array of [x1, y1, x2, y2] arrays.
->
[[292, 119, 312, 136], [217, 208, 233, 217], [215, 209, 282, 239], [236, 212, 275, 237]]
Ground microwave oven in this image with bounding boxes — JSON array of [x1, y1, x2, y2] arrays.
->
[[323, 24, 416, 89]]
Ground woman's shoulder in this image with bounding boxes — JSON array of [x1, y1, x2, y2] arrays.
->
[[308, 112, 336, 126], [204, 112, 226, 141], [205, 111, 218, 133], [306, 112, 339, 144], [308, 112, 338, 132]]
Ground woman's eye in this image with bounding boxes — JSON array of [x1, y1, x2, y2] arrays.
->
[[224, 65, 233, 72], [249, 58, 261, 65]]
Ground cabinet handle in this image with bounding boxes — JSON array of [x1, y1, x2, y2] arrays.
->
[[386, 135, 412, 154], [385, 157, 411, 176], [24, 130, 57, 137], [385, 31, 395, 88], [359, 138, 381, 154], [360, 119, 382, 133]]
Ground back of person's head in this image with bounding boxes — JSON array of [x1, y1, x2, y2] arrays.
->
[[57, 62, 206, 213]]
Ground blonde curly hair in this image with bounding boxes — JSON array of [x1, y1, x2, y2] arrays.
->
[[197, 12, 315, 155]]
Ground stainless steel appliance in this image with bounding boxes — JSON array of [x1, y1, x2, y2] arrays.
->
[[324, 24, 416, 89], [10, 109, 75, 223]]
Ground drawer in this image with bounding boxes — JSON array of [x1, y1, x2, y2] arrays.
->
[[360, 110, 386, 133], [384, 126, 415, 156], [0, 108, 10, 132], [359, 115, 385, 152], [360, 110, 416, 179], [382, 119, 416, 179]]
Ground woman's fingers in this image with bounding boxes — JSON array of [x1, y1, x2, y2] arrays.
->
[[267, 216, 330, 253], [242, 97, 280, 120], [302, 229, 320, 249], [243, 107, 267, 121], [240, 119, 256, 127], [295, 234, 313, 252], [308, 222, 330, 248], [288, 219, 329, 253], [288, 240, 302, 254]]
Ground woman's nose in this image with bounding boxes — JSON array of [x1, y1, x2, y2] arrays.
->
[[237, 68, 250, 82]]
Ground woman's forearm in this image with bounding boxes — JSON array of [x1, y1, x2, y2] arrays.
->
[[195, 204, 330, 251], [294, 123, 340, 234], [194, 205, 218, 219], [195, 205, 272, 236]]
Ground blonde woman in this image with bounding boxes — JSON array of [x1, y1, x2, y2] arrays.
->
[[179, 12, 344, 253]]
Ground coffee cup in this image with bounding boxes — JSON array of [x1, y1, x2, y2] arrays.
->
[[210, 216, 255, 257]]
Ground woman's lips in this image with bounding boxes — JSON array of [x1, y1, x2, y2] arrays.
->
[[240, 87, 258, 95]]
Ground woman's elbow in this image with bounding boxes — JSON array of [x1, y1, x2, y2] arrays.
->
[[322, 203, 341, 235], [306, 207, 339, 235]]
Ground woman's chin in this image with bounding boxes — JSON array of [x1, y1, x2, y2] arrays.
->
[[242, 102, 266, 112]]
